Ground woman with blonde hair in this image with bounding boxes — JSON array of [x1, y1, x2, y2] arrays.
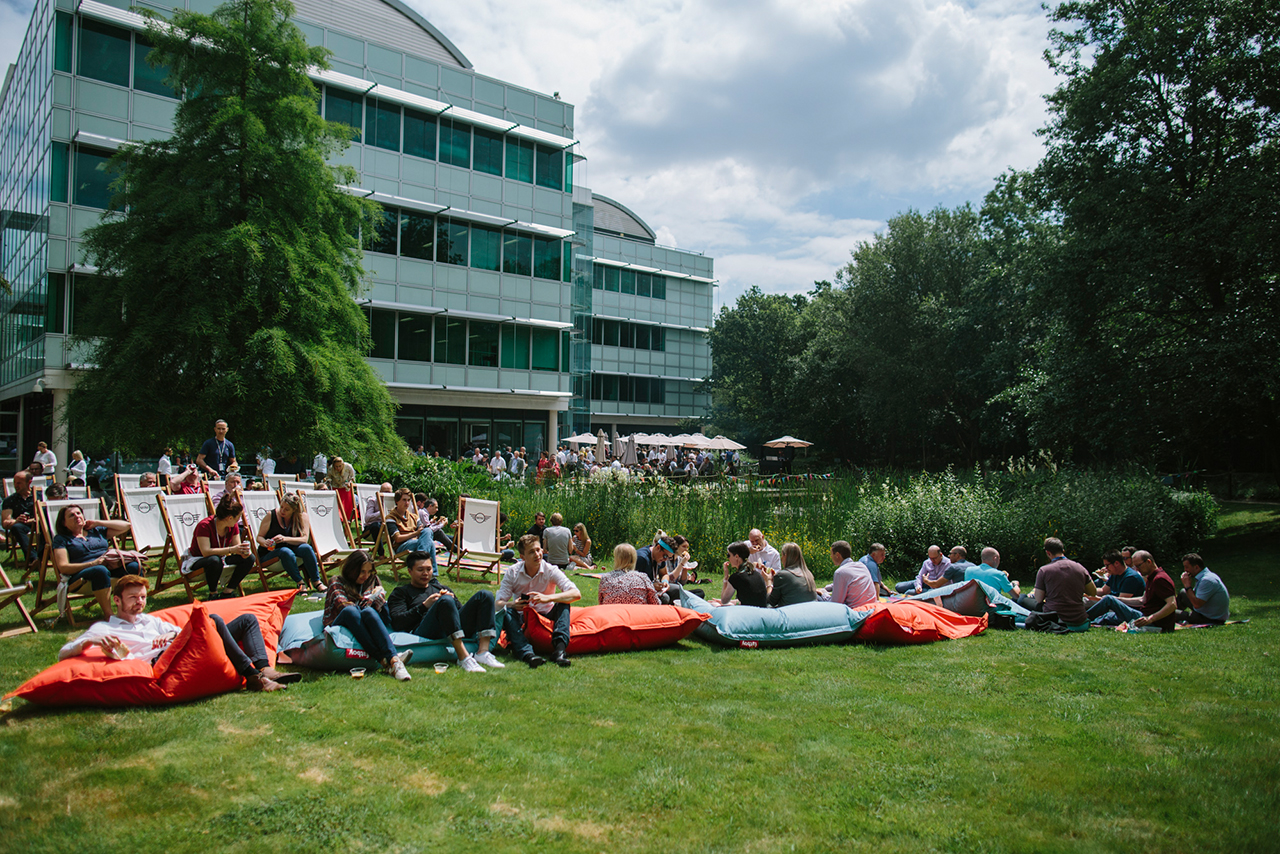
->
[[568, 522, 594, 569], [257, 492, 324, 591], [597, 543, 660, 605], [768, 542, 819, 607]]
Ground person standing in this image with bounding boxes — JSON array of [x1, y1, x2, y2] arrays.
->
[[32, 441, 57, 478], [542, 513, 572, 569], [323, 455, 356, 523], [67, 450, 87, 483], [196, 420, 236, 480], [157, 447, 174, 486]]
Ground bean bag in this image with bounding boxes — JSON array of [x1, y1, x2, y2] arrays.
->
[[4, 590, 297, 707], [679, 589, 869, 648], [909, 579, 1031, 624], [277, 609, 504, 669], [516, 604, 709, 655], [855, 599, 987, 645]]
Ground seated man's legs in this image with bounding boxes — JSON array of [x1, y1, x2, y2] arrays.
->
[[9, 522, 34, 563], [1184, 609, 1226, 625], [333, 604, 398, 662], [1086, 595, 1143, 624], [459, 590, 497, 647], [396, 534, 437, 575], [210, 613, 266, 676], [546, 601, 572, 665], [894, 580, 918, 595], [414, 594, 462, 639], [432, 528, 455, 553], [500, 606, 540, 664]]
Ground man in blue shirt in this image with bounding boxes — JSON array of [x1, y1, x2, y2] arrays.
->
[[1094, 550, 1146, 597], [1177, 552, 1229, 624], [963, 547, 1020, 597], [857, 543, 892, 597], [944, 545, 977, 583], [196, 419, 236, 480]]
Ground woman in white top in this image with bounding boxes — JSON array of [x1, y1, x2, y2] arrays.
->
[[67, 450, 87, 483]]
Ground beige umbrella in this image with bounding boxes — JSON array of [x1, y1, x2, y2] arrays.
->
[[706, 435, 747, 450], [595, 429, 609, 461], [763, 435, 813, 448]]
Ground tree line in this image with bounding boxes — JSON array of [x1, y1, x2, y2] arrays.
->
[[707, 0, 1279, 478]]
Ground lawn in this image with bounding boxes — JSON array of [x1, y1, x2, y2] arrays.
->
[[0, 503, 1276, 853]]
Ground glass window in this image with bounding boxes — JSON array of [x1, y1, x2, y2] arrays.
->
[[620, 269, 635, 295], [620, 322, 635, 348], [469, 320, 499, 367], [651, 275, 666, 300], [562, 331, 570, 371], [531, 327, 558, 372], [535, 144, 563, 190], [592, 264, 603, 290], [503, 232, 531, 276], [51, 142, 69, 203], [78, 18, 130, 87], [399, 211, 434, 259], [635, 376, 650, 404], [651, 326, 664, 352], [439, 119, 470, 168], [54, 11, 73, 73], [505, 137, 533, 183], [591, 318, 603, 345], [471, 225, 501, 271], [473, 127, 503, 176], [133, 36, 175, 98], [365, 98, 401, 152], [437, 218, 468, 265], [434, 317, 466, 364], [604, 266, 620, 292], [652, 378, 665, 404], [403, 109, 436, 160], [566, 153, 574, 192], [363, 208, 397, 254], [45, 273, 65, 334], [369, 308, 395, 359], [398, 312, 433, 362], [563, 241, 572, 283], [603, 320, 619, 347], [533, 236, 560, 280], [501, 324, 530, 369], [73, 147, 114, 209], [634, 324, 650, 350], [636, 272, 651, 298], [603, 374, 619, 401], [325, 88, 362, 137]]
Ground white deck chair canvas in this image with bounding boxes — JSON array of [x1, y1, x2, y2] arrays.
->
[[3, 476, 48, 497], [300, 489, 352, 583], [31, 497, 111, 626], [157, 492, 223, 603], [64, 485, 90, 499], [239, 490, 291, 591], [353, 482, 382, 547], [266, 473, 298, 494], [446, 496, 504, 585], [118, 485, 176, 590]]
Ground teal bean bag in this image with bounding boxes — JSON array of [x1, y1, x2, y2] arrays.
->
[[277, 610, 503, 669], [679, 589, 869, 647]]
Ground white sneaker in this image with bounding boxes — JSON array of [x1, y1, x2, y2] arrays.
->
[[388, 655, 411, 682], [460, 655, 485, 673], [474, 650, 505, 669]]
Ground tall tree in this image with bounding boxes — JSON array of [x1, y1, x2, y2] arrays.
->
[[1025, 0, 1280, 471], [69, 0, 399, 457]]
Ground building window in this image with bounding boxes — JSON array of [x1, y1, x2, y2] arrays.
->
[[434, 316, 466, 364], [471, 225, 501, 272], [403, 108, 437, 160], [325, 88, 362, 136], [363, 208, 397, 254], [533, 236, 560, 281], [133, 35, 175, 98], [531, 327, 559, 372], [591, 264, 668, 300], [591, 318, 664, 352], [439, 118, 470, 169], [590, 374, 665, 404], [54, 11, 73, 73], [399, 210, 434, 260], [397, 312, 432, 362], [73, 147, 114, 209], [436, 218, 468, 265], [78, 18, 130, 87], [592, 264, 604, 290], [502, 232, 531, 276], [652, 275, 667, 300], [636, 271, 651, 297], [368, 308, 395, 359], [500, 324, 530, 369], [604, 266, 619, 292], [473, 127, 503, 176], [535, 144, 563, 190], [46, 273, 66, 334], [51, 142, 69, 203], [468, 320, 499, 367], [620, 268, 635, 295], [506, 137, 534, 184], [365, 98, 401, 152]]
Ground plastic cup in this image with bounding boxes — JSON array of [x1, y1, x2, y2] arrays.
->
[[434, 663, 448, 674], [349, 668, 365, 679]]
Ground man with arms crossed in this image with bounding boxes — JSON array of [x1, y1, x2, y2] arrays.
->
[[1177, 552, 1229, 625], [58, 575, 297, 691], [496, 534, 581, 668]]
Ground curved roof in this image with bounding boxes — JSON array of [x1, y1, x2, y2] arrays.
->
[[381, 0, 472, 68], [292, 0, 472, 69], [591, 193, 656, 243]]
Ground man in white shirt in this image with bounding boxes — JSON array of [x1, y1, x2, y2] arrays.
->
[[489, 453, 507, 479], [58, 575, 297, 692], [746, 528, 782, 571], [157, 447, 173, 485], [496, 535, 581, 668], [311, 452, 327, 481], [33, 441, 57, 476], [257, 447, 276, 477]]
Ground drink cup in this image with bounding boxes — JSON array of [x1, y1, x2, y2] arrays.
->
[[350, 668, 365, 679], [434, 662, 448, 674]]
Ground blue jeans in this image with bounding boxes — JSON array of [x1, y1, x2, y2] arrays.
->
[[332, 604, 398, 662], [1086, 595, 1143, 624], [261, 543, 320, 584], [66, 564, 113, 591], [501, 602, 570, 659], [396, 533, 437, 574]]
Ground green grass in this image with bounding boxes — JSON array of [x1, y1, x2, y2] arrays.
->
[[1, 503, 1277, 853]]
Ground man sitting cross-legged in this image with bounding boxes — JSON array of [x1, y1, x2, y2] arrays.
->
[[387, 550, 503, 673], [1030, 537, 1096, 631], [57, 574, 298, 691], [496, 534, 581, 668], [1177, 552, 1230, 625], [896, 545, 951, 595], [1085, 549, 1177, 632]]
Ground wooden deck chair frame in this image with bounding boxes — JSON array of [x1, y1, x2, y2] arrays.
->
[[0, 563, 37, 638], [446, 496, 504, 585], [118, 484, 177, 590], [299, 489, 351, 583], [375, 492, 414, 578], [352, 482, 383, 548], [239, 490, 292, 591], [157, 492, 238, 603], [4, 475, 48, 497], [30, 496, 112, 626]]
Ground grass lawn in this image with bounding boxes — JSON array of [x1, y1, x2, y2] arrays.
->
[[1, 503, 1277, 853]]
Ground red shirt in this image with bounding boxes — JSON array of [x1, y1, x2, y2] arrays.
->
[[188, 515, 234, 558], [1140, 567, 1177, 632]]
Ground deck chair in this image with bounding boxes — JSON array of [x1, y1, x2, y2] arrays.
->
[[0, 564, 36, 638], [299, 489, 352, 584], [30, 496, 112, 626], [372, 492, 414, 577], [3, 475, 48, 497], [446, 496, 505, 584], [352, 482, 382, 545], [157, 492, 236, 603], [64, 484, 90, 499], [239, 490, 292, 591], [265, 473, 298, 494], [118, 485, 177, 590]]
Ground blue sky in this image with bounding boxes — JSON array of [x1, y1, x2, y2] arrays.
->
[[0, 0, 1061, 310]]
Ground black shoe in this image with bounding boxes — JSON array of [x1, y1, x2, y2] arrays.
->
[[523, 654, 545, 669], [551, 645, 571, 668]]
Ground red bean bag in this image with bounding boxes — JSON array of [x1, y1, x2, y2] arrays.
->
[[855, 600, 987, 645], [512, 604, 709, 655], [4, 590, 297, 707]]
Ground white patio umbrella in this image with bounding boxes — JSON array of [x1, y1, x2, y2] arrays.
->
[[683, 433, 712, 448], [595, 429, 609, 461], [566, 432, 598, 446], [706, 435, 747, 450], [763, 435, 814, 448]]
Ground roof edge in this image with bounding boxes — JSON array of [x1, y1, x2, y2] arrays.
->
[[591, 193, 656, 241], [381, 0, 472, 69]]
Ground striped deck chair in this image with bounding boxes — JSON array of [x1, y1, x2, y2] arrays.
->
[[300, 489, 352, 583], [446, 496, 504, 585]]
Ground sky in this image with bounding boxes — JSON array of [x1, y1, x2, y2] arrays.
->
[[0, 0, 1062, 311]]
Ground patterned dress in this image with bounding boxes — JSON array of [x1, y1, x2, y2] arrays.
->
[[598, 569, 660, 605]]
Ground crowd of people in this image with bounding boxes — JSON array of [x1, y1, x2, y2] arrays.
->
[[461, 443, 740, 483]]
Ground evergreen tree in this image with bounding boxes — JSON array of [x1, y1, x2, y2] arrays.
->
[[69, 0, 399, 458]]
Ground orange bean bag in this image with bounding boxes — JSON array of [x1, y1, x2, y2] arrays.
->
[[855, 599, 987, 645], [4, 590, 297, 707], [515, 604, 709, 655]]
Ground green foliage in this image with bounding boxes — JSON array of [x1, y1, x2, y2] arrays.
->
[[356, 454, 495, 510], [68, 0, 398, 459]]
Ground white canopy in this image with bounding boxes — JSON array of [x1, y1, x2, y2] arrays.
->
[[764, 435, 814, 448], [706, 435, 747, 450]]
